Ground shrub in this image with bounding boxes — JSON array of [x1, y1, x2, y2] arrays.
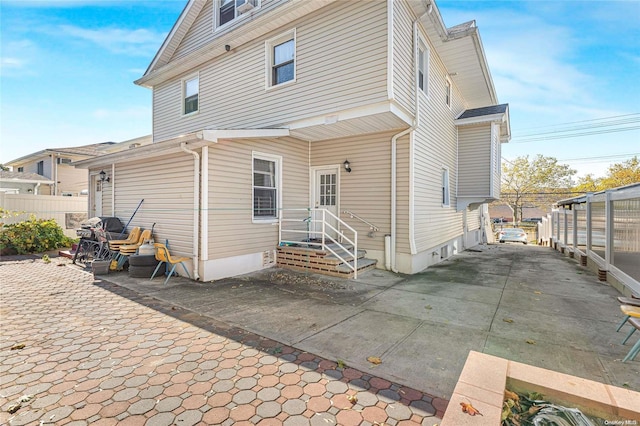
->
[[0, 215, 75, 255]]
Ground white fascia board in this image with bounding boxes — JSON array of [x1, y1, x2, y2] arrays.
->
[[0, 178, 55, 185], [201, 128, 290, 142], [454, 113, 505, 126]]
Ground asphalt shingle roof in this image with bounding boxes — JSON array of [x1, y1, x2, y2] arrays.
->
[[457, 103, 508, 120], [0, 171, 52, 181]]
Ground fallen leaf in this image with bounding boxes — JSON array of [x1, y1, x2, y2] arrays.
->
[[425, 305, 432, 310], [10, 343, 25, 350], [534, 291, 542, 295], [367, 356, 382, 365], [504, 390, 519, 401], [347, 395, 358, 404], [460, 402, 482, 416], [337, 359, 346, 369], [525, 339, 536, 345], [503, 318, 514, 323], [7, 403, 21, 414]]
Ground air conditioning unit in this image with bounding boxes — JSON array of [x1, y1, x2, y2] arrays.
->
[[57, 158, 72, 164], [237, 0, 256, 14]]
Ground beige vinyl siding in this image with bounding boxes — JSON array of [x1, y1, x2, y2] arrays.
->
[[153, 0, 389, 142], [170, 0, 282, 62], [207, 137, 308, 259], [310, 131, 401, 254], [392, 0, 416, 113], [467, 205, 481, 230], [110, 154, 195, 257], [171, 0, 214, 61], [57, 165, 88, 196], [457, 124, 492, 197], [412, 31, 464, 252]]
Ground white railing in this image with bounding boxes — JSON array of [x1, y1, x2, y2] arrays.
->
[[279, 208, 359, 279], [342, 210, 379, 234], [544, 183, 640, 295]]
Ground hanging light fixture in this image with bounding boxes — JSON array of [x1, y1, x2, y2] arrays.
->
[[99, 170, 109, 182]]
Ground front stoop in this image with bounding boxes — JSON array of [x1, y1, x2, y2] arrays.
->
[[276, 244, 377, 278]]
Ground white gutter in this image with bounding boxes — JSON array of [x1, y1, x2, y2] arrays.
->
[[200, 146, 209, 263], [180, 142, 201, 281], [34, 183, 40, 195]]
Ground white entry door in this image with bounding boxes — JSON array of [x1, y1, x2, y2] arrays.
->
[[313, 167, 339, 239]]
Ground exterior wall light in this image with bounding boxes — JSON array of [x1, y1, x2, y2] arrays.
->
[[99, 170, 110, 182], [343, 160, 351, 173]]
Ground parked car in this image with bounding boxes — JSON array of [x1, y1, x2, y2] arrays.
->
[[497, 228, 528, 244], [522, 218, 542, 223]]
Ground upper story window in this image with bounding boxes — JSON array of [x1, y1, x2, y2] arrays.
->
[[266, 29, 296, 88], [445, 77, 452, 108], [442, 167, 450, 207], [217, 0, 259, 28], [37, 160, 44, 175], [183, 75, 199, 115], [417, 39, 429, 95]]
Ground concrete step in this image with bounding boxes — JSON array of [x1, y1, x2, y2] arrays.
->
[[336, 258, 378, 273]]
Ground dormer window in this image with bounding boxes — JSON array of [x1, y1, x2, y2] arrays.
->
[[218, 0, 258, 28]]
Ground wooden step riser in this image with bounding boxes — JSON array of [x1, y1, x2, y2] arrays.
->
[[277, 260, 377, 279]]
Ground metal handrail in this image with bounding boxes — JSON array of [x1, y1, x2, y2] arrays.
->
[[342, 210, 379, 232], [279, 208, 359, 279]]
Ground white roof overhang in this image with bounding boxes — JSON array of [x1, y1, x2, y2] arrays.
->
[[408, 0, 498, 108], [137, 0, 338, 88], [73, 129, 290, 168], [455, 110, 511, 143]]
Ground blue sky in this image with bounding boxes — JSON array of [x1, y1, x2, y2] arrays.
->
[[1, 0, 638, 179]]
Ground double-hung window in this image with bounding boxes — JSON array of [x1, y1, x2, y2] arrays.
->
[[217, 0, 259, 28], [266, 30, 296, 88], [417, 39, 429, 94], [253, 153, 281, 221], [37, 160, 44, 175], [442, 167, 450, 207], [445, 77, 452, 108], [183, 75, 199, 115]]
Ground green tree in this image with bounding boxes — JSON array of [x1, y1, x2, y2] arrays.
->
[[501, 155, 576, 223], [574, 156, 640, 193], [0, 164, 9, 171]]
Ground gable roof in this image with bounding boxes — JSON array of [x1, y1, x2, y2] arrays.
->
[[6, 142, 117, 165], [144, 0, 205, 76], [0, 171, 55, 184], [457, 104, 508, 120], [455, 103, 511, 142]]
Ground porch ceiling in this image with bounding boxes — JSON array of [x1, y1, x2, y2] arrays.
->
[[288, 110, 411, 142]]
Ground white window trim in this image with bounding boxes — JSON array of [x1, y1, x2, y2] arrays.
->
[[214, 0, 261, 31], [445, 76, 452, 109], [441, 167, 450, 207], [252, 151, 282, 223], [265, 28, 296, 91], [417, 37, 429, 98], [182, 73, 200, 117]]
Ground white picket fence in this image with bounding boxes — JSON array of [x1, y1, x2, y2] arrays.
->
[[0, 193, 88, 238]]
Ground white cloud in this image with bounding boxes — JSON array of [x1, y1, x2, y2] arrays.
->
[[60, 25, 165, 57], [0, 40, 37, 76]]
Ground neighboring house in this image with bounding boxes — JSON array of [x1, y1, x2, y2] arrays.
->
[[0, 171, 55, 195], [6, 142, 118, 196], [75, 0, 510, 281], [5, 136, 153, 198]]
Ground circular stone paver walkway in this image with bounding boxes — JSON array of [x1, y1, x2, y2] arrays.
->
[[0, 257, 445, 425]]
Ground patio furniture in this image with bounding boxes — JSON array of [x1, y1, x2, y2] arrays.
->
[[622, 318, 640, 362], [150, 243, 191, 285], [108, 227, 141, 251], [114, 229, 152, 269], [616, 305, 640, 332]]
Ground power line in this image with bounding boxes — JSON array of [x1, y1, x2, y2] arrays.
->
[[516, 113, 640, 132], [511, 125, 640, 143]]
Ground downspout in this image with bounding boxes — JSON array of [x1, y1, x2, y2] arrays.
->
[[51, 155, 57, 196], [390, 12, 425, 273], [180, 142, 201, 281], [34, 183, 41, 195]]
